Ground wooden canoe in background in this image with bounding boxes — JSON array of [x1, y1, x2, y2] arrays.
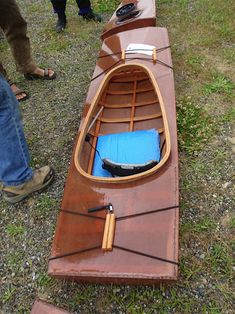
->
[[101, 0, 156, 40], [31, 299, 69, 314], [48, 27, 179, 284]]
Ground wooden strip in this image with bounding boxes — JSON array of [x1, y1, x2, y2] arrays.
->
[[99, 112, 162, 123], [102, 214, 111, 250], [87, 123, 99, 175], [106, 86, 153, 95], [89, 128, 164, 137], [106, 213, 116, 251], [87, 95, 105, 174], [99, 99, 158, 109], [130, 79, 137, 131], [111, 76, 149, 83], [133, 112, 162, 121], [88, 106, 104, 132]]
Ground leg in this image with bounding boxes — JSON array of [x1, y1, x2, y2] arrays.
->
[[76, 0, 102, 22], [0, 1, 56, 79], [0, 0, 37, 74], [0, 75, 54, 203], [50, 0, 67, 32], [0, 62, 29, 102], [0, 74, 33, 186], [76, 0, 91, 15]]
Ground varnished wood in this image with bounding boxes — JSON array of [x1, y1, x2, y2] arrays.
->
[[153, 48, 157, 63], [99, 99, 159, 109], [106, 86, 154, 95], [101, 0, 156, 40], [106, 214, 116, 251], [102, 214, 111, 250], [89, 127, 164, 137], [75, 63, 171, 183], [121, 49, 126, 61], [130, 80, 137, 131], [98, 112, 162, 124], [49, 27, 179, 285]]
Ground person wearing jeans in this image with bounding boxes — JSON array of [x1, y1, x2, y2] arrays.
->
[[0, 75, 54, 204], [50, 0, 102, 32]]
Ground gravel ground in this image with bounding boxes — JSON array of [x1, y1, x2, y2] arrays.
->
[[0, 0, 234, 313]]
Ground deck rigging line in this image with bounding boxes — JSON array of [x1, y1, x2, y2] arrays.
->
[[113, 245, 179, 265], [116, 205, 179, 221], [50, 205, 179, 265], [49, 246, 101, 261], [98, 46, 171, 59], [61, 209, 105, 220]]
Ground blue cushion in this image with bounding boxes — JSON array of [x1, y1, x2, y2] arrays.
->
[[92, 129, 160, 177]]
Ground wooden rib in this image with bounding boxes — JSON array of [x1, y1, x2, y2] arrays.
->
[[87, 96, 105, 174], [106, 86, 153, 95], [87, 120, 100, 175], [111, 75, 149, 83], [106, 213, 116, 251], [89, 128, 164, 137], [99, 99, 159, 109], [130, 79, 137, 131], [102, 214, 111, 250], [98, 112, 162, 123]]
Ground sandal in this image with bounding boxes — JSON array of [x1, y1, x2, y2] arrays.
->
[[24, 68, 56, 80], [8, 80, 30, 102]]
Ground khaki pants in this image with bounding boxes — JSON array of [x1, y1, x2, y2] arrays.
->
[[0, 0, 37, 74]]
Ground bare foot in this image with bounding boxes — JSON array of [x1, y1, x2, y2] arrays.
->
[[10, 83, 29, 102]]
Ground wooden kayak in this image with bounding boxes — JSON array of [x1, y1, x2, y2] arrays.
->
[[48, 27, 179, 284], [31, 299, 69, 314], [101, 0, 156, 40]]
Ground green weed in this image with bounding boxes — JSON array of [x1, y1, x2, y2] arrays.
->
[[93, 0, 120, 13], [6, 251, 24, 272], [218, 106, 235, 123], [36, 194, 57, 215], [206, 243, 233, 277], [177, 98, 216, 154], [37, 272, 54, 288], [181, 216, 217, 235], [2, 286, 16, 303], [6, 224, 26, 238], [204, 74, 234, 96], [229, 217, 235, 228], [222, 48, 235, 63], [69, 285, 97, 305]]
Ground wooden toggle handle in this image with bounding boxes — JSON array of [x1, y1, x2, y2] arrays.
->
[[102, 213, 111, 250], [102, 213, 116, 251], [121, 49, 126, 61], [107, 213, 116, 251], [153, 48, 157, 63]]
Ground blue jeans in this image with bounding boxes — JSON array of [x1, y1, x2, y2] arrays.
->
[[0, 75, 33, 186]]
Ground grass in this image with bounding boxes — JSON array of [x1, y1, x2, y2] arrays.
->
[[177, 97, 216, 154], [6, 224, 26, 238], [204, 73, 234, 96], [0, 0, 234, 313]]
